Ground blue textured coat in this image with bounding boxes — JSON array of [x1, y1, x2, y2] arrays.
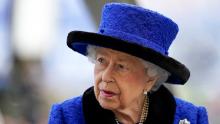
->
[[49, 86, 208, 124]]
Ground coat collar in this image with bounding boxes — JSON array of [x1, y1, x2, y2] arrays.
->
[[82, 85, 176, 124]]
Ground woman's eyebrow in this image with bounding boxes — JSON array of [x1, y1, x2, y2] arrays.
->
[[117, 57, 135, 64], [96, 52, 108, 57], [96, 48, 109, 55]]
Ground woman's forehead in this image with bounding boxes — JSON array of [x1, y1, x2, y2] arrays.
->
[[96, 47, 140, 62]]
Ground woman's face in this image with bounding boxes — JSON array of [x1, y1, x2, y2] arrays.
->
[[94, 47, 156, 111]]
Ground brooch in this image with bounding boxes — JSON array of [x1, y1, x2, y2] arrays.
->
[[179, 119, 190, 124]]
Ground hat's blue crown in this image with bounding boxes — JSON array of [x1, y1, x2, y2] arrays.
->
[[67, 3, 190, 84], [98, 3, 179, 55]]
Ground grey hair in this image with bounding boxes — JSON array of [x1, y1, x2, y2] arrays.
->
[[140, 60, 170, 92], [87, 45, 170, 92]]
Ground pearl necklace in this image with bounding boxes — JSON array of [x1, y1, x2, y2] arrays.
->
[[115, 95, 149, 124]]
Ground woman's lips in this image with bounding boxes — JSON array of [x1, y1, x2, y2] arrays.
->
[[100, 90, 117, 98]]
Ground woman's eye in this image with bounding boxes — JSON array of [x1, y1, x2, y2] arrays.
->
[[118, 64, 124, 69], [117, 64, 129, 71], [97, 57, 105, 64]]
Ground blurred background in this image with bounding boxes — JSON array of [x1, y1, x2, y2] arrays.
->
[[0, 0, 219, 123]]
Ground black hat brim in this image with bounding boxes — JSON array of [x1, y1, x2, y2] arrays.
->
[[67, 31, 190, 85]]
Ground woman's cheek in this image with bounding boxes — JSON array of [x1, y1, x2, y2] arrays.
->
[[94, 72, 102, 100], [94, 84, 100, 100]]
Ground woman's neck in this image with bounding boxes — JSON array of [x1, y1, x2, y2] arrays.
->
[[113, 97, 145, 124]]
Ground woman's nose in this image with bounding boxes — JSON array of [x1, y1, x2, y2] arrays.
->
[[102, 64, 115, 83]]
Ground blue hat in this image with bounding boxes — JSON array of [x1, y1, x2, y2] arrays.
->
[[67, 3, 190, 84]]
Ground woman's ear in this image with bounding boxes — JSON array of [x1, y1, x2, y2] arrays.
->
[[144, 76, 158, 92]]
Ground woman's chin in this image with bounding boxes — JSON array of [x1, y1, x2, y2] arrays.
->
[[98, 96, 119, 110]]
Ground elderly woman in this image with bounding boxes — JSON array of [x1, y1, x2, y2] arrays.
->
[[49, 3, 208, 124]]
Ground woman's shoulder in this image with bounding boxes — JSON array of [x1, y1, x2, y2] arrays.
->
[[59, 96, 83, 109], [48, 96, 85, 124], [174, 97, 209, 124]]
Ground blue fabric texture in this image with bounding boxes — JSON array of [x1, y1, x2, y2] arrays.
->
[[48, 96, 208, 124], [49, 96, 85, 124], [68, 3, 190, 85], [98, 3, 178, 55], [71, 3, 178, 56]]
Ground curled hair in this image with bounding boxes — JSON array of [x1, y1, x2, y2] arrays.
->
[[87, 45, 170, 92], [140, 59, 170, 92]]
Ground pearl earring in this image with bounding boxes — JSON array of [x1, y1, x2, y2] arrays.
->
[[144, 90, 148, 95]]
